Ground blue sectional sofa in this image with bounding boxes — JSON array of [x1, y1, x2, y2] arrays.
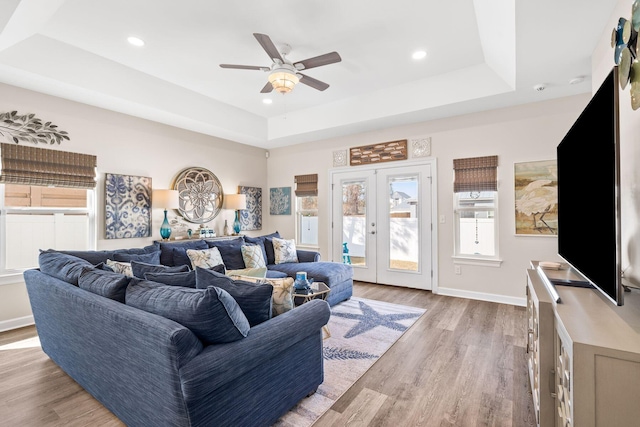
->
[[25, 247, 331, 426]]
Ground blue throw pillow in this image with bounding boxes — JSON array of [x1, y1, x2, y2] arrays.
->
[[59, 244, 159, 265], [195, 267, 273, 327], [78, 266, 131, 302], [113, 250, 161, 264], [158, 240, 208, 266], [144, 270, 196, 288], [125, 279, 250, 344], [206, 238, 246, 270], [38, 250, 94, 286], [171, 240, 209, 267], [130, 261, 190, 279]]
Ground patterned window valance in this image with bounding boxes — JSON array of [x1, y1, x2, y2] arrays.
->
[[0, 143, 97, 189], [294, 174, 318, 197], [453, 155, 498, 193]]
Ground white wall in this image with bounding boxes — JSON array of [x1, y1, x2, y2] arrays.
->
[[0, 83, 268, 330], [268, 95, 591, 304]]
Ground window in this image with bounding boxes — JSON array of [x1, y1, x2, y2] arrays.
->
[[296, 196, 318, 246], [1, 184, 95, 271], [294, 174, 318, 247], [0, 143, 97, 273], [453, 155, 499, 261]]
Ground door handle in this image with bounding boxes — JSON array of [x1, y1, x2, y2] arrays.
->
[[370, 231, 376, 235]]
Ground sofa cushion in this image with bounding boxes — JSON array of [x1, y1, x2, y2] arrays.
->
[[57, 244, 159, 265], [131, 261, 190, 279], [241, 244, 266, 268], [245, 231, 280, 265], [231, 275, 294, 317], [38, 250, 94, 286], [78, 266, 131, 302], [187, 247, 225, 271], [106, 259, 133, 277], [265, 270, 288, 279], [158, 240, 208, 266], [126, 279, 250, 344], [268, 261, 353, 287], [226, 267, 267, 278], [195, 268, 273, 327], [272, 237, 299, 264], [144, 270, 196, 288], [206, 238, 246, 270], [171, 240, 209, 267], [113, 250, 161, 264]]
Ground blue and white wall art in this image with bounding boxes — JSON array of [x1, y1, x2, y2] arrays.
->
[[105, 173, 152, 239], [239, 186, 262, 230], [270, 187, 291, 215]]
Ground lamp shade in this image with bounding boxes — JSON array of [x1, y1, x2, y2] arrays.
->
[[153, 189, 179, 209], [225, 194, 247, 210]]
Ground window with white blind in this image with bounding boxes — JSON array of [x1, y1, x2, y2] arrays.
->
[[294, 174, 319, 247], [0, 143, 97, 273], [453, 156, 499, 261]]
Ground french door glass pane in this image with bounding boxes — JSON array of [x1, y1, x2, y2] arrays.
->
[[388, 175, 419, 271], [342, 180, 366, 266]]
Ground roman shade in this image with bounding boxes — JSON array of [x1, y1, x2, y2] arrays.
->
[[0, 143, 97, 188], [294, 174, 318, 197], [453, 155, 498, 193]]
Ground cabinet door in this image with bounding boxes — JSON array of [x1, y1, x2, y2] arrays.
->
[[555, 326, 572, 427]]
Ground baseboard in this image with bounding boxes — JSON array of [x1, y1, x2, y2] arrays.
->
[[436, 287, 526, 307], [0, 315, 35, 333]]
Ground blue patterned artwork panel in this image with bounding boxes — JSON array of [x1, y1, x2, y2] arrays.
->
[[239, 186, 262, 230], [270, 187, 291, 215], [105, 173, 152, 239]]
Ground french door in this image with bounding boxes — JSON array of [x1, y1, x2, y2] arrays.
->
[[331, 162, 434, 290]]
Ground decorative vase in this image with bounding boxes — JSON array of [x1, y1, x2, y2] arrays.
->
[[233, 210, 241, 234], [294, 271, 312, 292], [223, 220, 230, 236], [160, 209, 171, 240]]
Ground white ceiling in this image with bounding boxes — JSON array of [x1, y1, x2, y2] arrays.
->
[[0, 0, 619, 149]]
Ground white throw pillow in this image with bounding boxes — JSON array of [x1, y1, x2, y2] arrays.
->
[[272, 237, 298, 264], [233, 275, 295, 316], [241, 244, 266, 268], [106, 259, 133, 277], [187, 247, 225, 271]]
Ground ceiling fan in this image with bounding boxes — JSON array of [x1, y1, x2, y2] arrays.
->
[[220, 33, 341, 94]]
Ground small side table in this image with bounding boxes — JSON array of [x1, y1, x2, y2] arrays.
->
[[293, 282, 331, 339]]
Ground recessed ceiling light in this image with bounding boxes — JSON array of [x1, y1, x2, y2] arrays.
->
[[127, 36, 145, 47], [412, 50, 427, 60], [569, 76, 584, 85], [262, 99, 273, 105]]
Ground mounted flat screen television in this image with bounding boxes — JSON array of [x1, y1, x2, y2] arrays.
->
[[557, 66, 622, 306]]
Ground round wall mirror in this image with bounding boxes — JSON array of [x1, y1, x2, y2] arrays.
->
[[172, 167, 224, 223]]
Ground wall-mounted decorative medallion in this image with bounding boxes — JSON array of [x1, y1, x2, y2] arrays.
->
[[411, 137, 431, 158], [333, 149, 348, 167], [173, 167, 223, 223], [349, 140, 407, 166]]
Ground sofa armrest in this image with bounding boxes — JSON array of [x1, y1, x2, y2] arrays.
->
[[180, 299, 330, 399], [297, 249, 321, 262]]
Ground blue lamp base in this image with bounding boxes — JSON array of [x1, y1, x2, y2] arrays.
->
[[160, 209, 172, 240], [233, 210, 241, 234]]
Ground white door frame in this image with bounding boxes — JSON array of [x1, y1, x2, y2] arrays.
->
[[328, 158, 439, 294]]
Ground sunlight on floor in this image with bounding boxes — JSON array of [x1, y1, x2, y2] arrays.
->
[[0, 336, 41, 351]]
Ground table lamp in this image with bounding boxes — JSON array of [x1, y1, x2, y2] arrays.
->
[[225, 194, 246, 234], [153, 189, 179, 240]]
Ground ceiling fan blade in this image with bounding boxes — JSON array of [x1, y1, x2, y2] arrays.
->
[[220, 64, 270, 71], [253, 33, 284, 63], [298, 73, 330, 91], [260, 82, 273, 93], [294, 52, 342, 70]]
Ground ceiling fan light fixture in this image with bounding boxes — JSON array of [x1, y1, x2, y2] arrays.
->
[[268, 70, 300, 94]]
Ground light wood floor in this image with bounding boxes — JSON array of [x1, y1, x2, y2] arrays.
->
[[0, 282, 535, 426]]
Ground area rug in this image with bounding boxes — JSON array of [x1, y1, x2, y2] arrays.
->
[[273, 297, 427, 427]]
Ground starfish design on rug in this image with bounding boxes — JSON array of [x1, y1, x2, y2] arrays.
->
[[332, 300, 422, 338]]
